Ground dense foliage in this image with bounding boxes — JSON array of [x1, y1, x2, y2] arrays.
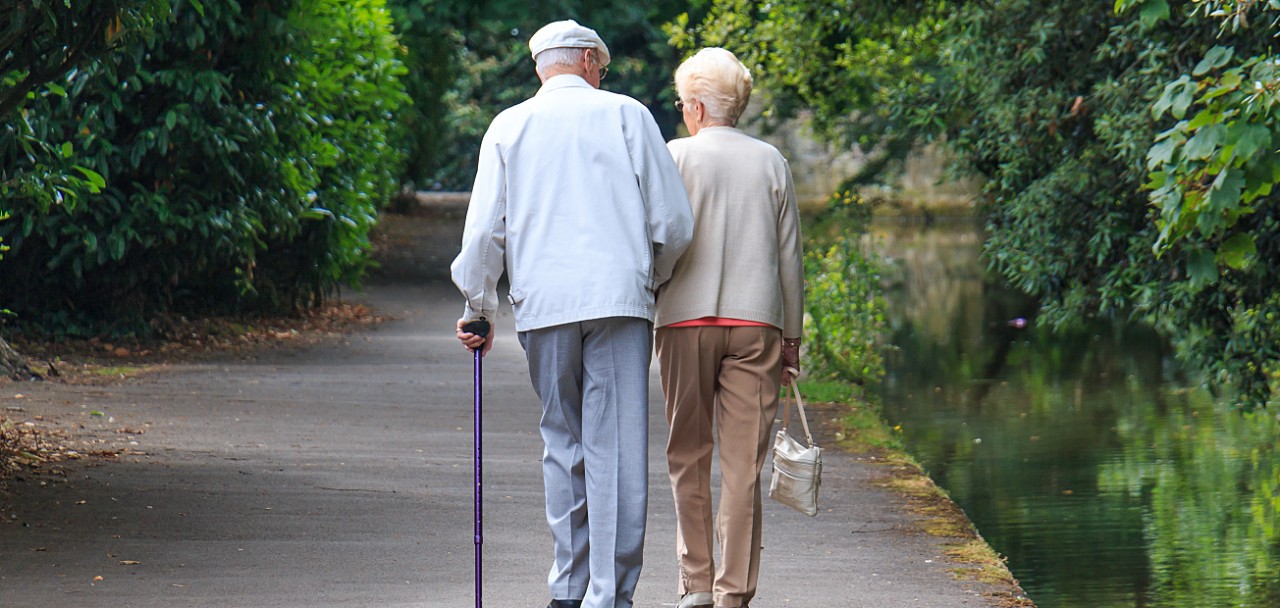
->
[[0, 0, 407, 335], [2, 0, 173, 364], [666, 1, 952, 186], [2, 1, 170, 234], [1, 0, 175, 118], [673, 0, 1280, 409]]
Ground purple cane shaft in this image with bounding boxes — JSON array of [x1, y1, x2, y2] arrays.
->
[[474, 348, 483, 608]]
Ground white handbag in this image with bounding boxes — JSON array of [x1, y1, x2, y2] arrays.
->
[[768, 376, 822, 516]]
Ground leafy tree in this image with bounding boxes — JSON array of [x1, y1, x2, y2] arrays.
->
[[1122, 0, 1280, 408], [666, 1, 952, 186], [259, 0, 410, 306], [1, 1, 166, 217], [953, 0, 1280, 409], [675, 0, 1280, 409]]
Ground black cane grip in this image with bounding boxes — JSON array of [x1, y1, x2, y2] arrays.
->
[[462, 319, 491, 338]]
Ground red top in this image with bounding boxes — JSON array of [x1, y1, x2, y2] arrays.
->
[[665, 316, 773, 328]]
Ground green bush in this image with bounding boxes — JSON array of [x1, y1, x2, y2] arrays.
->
[[256, 0, 410, 307], [0, 0, 407, 335], [802, 191, 888, 386]]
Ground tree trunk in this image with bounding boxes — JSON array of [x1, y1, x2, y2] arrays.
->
[[0, 336, 33, 380]]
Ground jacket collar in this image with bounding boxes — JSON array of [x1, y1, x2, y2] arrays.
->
[[537, 73, 593, 96]]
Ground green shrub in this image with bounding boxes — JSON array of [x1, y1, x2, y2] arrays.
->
[[256, 0, 410, 307], [0, 0, 407, 335], [802, 191, 888, 386]]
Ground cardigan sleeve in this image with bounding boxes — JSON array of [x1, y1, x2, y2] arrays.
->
[[777, 158, 804, 339]]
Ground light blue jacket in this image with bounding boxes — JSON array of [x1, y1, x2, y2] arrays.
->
[[451, 75, 694, 332]]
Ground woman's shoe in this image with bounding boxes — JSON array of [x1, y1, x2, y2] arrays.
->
[[677, 591, 714, 608]]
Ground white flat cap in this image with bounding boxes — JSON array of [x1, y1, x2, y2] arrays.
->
[[528, 19, 610, 67]]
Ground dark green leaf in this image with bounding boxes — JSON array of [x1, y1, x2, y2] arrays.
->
[[1207, 168, 1246, 215], [1147, 139, 1178, 170], [1230, 123, 1271, 160], [1187, 249, 1217, 290], [1193, 46, 1234, 76], [1138, 0, 1170, 28], [1183, 124, 1227, 160], [1217, 233, 1256, 270]]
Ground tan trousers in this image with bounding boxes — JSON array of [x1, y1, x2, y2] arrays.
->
[[656, 326, 782, 608]]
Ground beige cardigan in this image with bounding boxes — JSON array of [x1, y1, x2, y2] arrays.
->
[[656, 127, 804, 338]]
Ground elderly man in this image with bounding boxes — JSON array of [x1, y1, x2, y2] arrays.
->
[[451, 19, 694, 608]]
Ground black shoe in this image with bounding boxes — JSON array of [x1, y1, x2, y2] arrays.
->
[[548, 600, 583, 608]]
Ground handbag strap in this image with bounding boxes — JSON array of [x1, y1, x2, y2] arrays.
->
[[779, 368, 816, 448]]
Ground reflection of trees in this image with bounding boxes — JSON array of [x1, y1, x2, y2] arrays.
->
[[875, 220, 1280, 608], [876, 221, 1041, 405], [891, 322, 1170, 607], [1101, 394, 1280, 608], [876, 222, 986, 346]]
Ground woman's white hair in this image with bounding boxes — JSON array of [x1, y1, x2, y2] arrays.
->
[[674, 47, 753, 126], [536, 47, 593, 77]]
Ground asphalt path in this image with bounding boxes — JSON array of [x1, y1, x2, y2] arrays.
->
[[0, 211, 1012, 608]]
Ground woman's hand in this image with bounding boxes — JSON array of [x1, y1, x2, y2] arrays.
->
[[781, 339, 800, 385]]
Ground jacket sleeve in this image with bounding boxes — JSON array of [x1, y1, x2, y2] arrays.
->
[[777, 158, 805, 339], [450, 128, 508, 322], [628, 108, 693, 288]]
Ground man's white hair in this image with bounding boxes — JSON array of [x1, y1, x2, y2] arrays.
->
[[535, 47, 590, 77]]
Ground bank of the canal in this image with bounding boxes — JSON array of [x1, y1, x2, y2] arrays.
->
[[873, 218, 1280, 608]]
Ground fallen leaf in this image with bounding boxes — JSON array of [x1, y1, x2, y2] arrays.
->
[[119, 560, 141, 565]]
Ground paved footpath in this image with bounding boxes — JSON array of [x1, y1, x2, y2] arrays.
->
[[0, 214, 1013, 608]]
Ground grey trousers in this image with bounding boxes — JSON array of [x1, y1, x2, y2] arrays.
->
[[518, 317, 653, 608]]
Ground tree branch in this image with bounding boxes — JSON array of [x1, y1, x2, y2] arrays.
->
[[0, 10, 109, 119]]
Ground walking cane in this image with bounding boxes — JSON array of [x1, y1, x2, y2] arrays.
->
[[462, 319, 491, 608]]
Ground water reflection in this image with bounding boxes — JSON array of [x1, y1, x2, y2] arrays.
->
[[871, 219, 1280, 608]]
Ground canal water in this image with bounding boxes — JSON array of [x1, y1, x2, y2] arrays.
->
[[869, 219, 1280, 608]]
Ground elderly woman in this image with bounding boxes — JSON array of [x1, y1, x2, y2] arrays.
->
[[656, 47, 804, 608]]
